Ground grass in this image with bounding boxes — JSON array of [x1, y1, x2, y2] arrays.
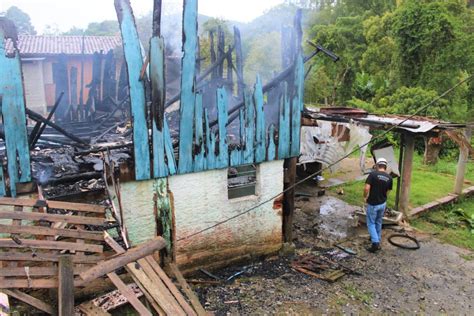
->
[[344, 284, 373, 305], [327, 153, 474, 251], [329, 154, 474, 209], [411, 198, 474, 251]]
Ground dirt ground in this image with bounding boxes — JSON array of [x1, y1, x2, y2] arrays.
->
[[194, 180, 474, 315]]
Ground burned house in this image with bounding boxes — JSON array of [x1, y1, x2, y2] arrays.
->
[[6, 35, 124, 119], [0, 0, 310, 277]]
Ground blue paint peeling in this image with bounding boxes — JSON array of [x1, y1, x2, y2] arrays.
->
[[216, 88, 229, 168], [115, 0, 150, 180], [0, 26, 31, 197], [178, 0, 198, 174], [254, 77, 266, 163]]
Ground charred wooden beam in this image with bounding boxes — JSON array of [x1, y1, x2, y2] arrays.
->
[[29, 92, 65, 148], [26, 108, 89, 145], [234, 26, 244, 96], [212, 48, 322, 129], [164, 46, 234, 109]]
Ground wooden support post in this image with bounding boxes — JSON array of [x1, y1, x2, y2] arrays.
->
[[283, 157, 296, 242], [399, 133, 415, 217], [58, 255, 74, 316], [454, 126, 472, 195], [394, 134, 405, 212]]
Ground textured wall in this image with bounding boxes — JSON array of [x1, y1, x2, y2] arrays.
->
[[169, 160, 284, 272], [118, 180, 157, 245], [119, 160, 284, 271], [22, 60, 47, 115]]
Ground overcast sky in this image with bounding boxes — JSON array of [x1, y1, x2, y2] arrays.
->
[[0, 0, 284, 33]]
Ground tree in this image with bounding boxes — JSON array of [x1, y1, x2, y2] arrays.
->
[[63, 27, 85, 36], [84, 21, 119, 36], [4, 6, 36, 35]]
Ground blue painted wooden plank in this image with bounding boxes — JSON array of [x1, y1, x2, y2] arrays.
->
[[0, 28, 32, 197], [194, 93, 205, 172], [295, 53, 305, 111], [0, 162, 5, 197], [178, 0, 198, 174], [150, 36, 167, 178], [278, 83, 290, 159], [254, 76, 266, 163], [267, 124, 276, 161], [115, 0, 150, 180], [230, 149, 241, 167], [204, 109, 216, 169], [163, 119, 177, 175], [239, 108, 245, 163], [243, 91, 255, 164], [152, 124, 168, 178], [216, 88, 228, 169], [290, 95, 301, 157], [290, 52, 304, 156]]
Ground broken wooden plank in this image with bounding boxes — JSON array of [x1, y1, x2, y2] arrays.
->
[[0, 239, 103, 253], [146, 258, 197, 316], [107, 272, 152, 316], [0, 278, 81, 289], [9, 205, 23, 269], [79, 237, 166, 283], [47, 201, 106, 213], [0, 224, 103, 241], [0, 252, 103, 263], [137, 258, 186, 315], [76, 301, 112, 316], [0, 267, 87, 277], [0, 211, 106, 226], [2, 289, 53, 314], [103, 233, 172, 315], [169, 263, 206, 316], [59, 255, 75, 316], [178, 0, 198, 174]]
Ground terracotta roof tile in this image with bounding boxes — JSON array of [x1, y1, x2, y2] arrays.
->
[[5, 35, 122, 56]]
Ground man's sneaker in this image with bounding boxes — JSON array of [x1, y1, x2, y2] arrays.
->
[[367, 242, 381, 253]]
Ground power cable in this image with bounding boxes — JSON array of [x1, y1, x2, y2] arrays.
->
[[177, 74, 473, 242]]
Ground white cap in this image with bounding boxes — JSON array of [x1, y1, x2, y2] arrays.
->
[[376, 157, 388, 166]]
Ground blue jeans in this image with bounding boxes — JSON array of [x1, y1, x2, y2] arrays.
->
[[366, 203, 386, 243]]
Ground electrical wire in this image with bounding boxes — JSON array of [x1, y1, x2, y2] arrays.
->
[[177, 74, 473, 242]]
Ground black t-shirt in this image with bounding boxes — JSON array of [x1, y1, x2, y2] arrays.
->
[[365, 170, 393, 205]]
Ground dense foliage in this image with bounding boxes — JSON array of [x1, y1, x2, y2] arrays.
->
[[1, 6, 36, 35], [303, 0, 474, 123]]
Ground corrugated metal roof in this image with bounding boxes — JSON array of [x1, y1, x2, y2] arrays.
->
[[5, 35, 122, 56], [304, 108, 465, 134]]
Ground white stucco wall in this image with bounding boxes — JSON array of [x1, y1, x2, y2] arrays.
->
[[119, 160, 284, 272], [169, 160, 284, 271]]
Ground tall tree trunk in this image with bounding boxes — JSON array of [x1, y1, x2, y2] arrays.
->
[[423, 136, 442, 165]]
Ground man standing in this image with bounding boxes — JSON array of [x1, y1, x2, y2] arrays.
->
[[363, 158, 392, 253]]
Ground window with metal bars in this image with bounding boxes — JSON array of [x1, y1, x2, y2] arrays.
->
[[227, 164, 257, 199]]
